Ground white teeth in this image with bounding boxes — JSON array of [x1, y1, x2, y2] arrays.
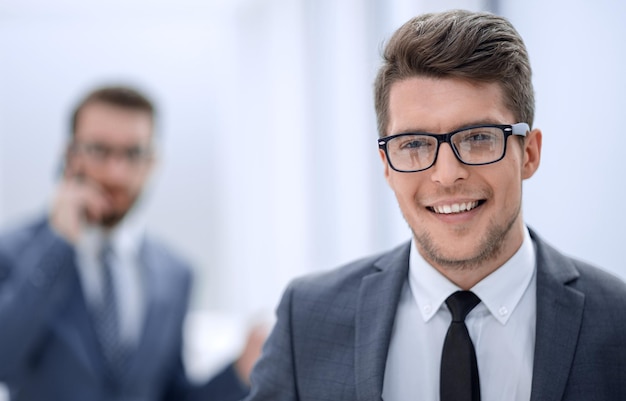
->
[[432, 201, 479, 214]]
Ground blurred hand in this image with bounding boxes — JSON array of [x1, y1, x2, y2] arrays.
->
[[49, 175, 111, 244], [234, 323, 269, 385]]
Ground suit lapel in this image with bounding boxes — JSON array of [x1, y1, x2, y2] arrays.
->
[[126, 240, 162, 378], [127, 239, 184, 381], [52, 264, 107, 380], [529, 230, 584, 401], [355, 243, 410, 401]]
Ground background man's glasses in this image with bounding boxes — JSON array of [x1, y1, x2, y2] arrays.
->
[[71, 142, 153, 166], [378, 122, 529, 173]]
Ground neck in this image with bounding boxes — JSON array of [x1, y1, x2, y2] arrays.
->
[[420, 222, 527, 290], [439, 267, 496, 291]]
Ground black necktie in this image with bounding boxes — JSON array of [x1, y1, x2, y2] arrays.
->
[[94, 244, 129, 384], [440, 291, 481, 401]]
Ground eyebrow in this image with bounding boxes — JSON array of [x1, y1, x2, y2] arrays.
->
[[394, 119, 509, 135]]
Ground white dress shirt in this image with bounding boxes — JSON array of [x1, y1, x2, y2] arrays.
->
[[74, 209, 146, 347], [382, 227, 537, 401]]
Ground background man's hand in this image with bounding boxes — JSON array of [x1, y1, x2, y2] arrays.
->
[[49, 175, 111, 243], [234, 323, 269, 385]]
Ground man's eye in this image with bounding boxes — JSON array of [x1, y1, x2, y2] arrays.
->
[[125, 147, 143, 161], [466, 133, 496, 142], [399, 138, 431, 150], [86, 144, 109, 158]]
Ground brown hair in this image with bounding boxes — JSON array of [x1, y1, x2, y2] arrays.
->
[[374, 9, 534, 137], [70, 85, 156, 137]]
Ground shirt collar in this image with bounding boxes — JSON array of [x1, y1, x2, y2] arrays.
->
[[409, 226, 536, 325], [77, 206, 146, 259]]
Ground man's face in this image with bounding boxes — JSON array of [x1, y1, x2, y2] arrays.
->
[[381, 76, 541, 274], [67, 101, 155, 227]]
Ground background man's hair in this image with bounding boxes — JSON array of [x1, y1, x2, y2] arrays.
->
[[70, 85, 156, 137]]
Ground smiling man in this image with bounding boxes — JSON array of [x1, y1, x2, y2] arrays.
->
[[244, 9, 626, 401]]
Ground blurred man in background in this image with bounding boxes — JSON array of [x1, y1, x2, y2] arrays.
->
[[0, 85, 263, 400]]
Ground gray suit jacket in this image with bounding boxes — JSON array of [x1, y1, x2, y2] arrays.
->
[[0, 217, 247, 401], [245, 229, 626, 401]]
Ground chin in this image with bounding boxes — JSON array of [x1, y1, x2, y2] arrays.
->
[[414, 229, 497, 270], [429, 250, 486, 271], [99, 212, 125, 228]]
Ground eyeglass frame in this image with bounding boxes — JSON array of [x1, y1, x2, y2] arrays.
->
[[378, 122, 530, 173], [69, 141, 154, 166]]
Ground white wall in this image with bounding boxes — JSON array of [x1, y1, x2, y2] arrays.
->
[[504, 0, 626, 278], [1, 0, 624, 326]]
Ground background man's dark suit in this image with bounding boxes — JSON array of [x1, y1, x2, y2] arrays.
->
[[0, 217, 247, 401], [246, 229, 626, 401]]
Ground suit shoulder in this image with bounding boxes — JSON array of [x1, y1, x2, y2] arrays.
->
[[141, 235, 194, 277], [571, 258, 626, 305], [143, 235, 186, 260], [531, 228, 626, 305], [0, 216, 49, 253], [288, 242, 409, 298]]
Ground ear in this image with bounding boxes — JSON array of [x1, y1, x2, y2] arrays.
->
[[521, 128, 542, 179], [379, 148, 392, 184]]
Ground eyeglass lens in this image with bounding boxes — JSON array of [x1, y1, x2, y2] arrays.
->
[[386, 126, 506, 172], [74, 143, 152, 165]]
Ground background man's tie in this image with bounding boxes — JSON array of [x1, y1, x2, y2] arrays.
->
[[440, 290, 481, 401], [94, 244, 129, 385]]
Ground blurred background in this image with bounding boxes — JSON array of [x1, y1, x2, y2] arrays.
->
[[1, 0, 625, 385]]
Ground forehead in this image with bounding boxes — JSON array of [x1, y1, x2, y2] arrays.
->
[[74, 101, 153, 145], [387, 76, 514, 135]]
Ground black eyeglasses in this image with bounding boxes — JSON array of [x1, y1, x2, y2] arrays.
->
[[71, 142, 153, 166], [378, 123, 529, 173]]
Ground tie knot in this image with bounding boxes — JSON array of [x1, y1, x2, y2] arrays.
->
[[446, 291, 481, 322]]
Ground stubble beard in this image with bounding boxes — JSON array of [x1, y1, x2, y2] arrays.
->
[[97, 191, 140, 228], [410, 201, 522, 272], [99, 211, 125, 228]]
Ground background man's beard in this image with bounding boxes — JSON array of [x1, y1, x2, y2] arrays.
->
[[411, 204, 520, 271], [99, 211, 125, 228], [97, 191, 141, 228], [84, 208, 126, 228]]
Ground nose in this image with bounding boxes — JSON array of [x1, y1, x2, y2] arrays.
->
[[101, 156, 133, 184], [430, 143, 469, 186]]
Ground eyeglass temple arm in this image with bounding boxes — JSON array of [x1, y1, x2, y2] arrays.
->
[[512, 122, 530, 136]]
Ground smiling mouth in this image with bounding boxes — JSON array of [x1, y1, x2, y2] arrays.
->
[[428, 200, 483, 215]]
